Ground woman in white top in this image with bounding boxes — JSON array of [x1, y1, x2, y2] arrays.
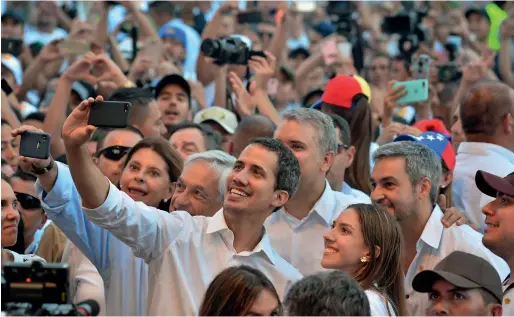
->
[[1, 173, 45, 264], [321, 203, 407, 316]]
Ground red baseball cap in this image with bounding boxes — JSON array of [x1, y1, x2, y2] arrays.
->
[[318, 75, 372, 109]]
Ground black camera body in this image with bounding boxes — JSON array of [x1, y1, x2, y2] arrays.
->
[[201, 37, 252, 65]]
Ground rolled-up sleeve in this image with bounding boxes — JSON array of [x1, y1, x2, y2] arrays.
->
[[35, 162, 111, 271], [82, 183, 186, 263]]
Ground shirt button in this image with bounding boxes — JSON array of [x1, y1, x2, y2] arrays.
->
[[505, 298, 511, 305]]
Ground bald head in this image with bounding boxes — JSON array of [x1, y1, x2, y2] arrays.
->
[[231, 115, 276, 157], [460, 81, 514, 137]]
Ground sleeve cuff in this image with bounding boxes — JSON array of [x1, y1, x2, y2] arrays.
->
[[36, 161, 73, 208]]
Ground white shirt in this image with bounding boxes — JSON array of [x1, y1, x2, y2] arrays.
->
[[404, 205, 510, 316], [83, 183, 302, 316], [265, 180, 370, 276], [62, 242, 106, 316], [24, 25, 67, 45], [366, 289, 396, 316], [453, 142, 514, 233], [342, 182, 371, 202]]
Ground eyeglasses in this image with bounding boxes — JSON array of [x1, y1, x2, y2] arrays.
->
[[96, 146, 132, 161], [337, 143, 350, 152], [14, 192, 41, 210]]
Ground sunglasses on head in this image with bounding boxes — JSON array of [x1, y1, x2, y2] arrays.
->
[[96, 146, 132, 161], [15, 192, 41, 210]]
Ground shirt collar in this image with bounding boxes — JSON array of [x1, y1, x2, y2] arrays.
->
[[419, 205, 444, 250], [458, 142, 514, 163], [310, 180, 337, 226], [206, 209, 278, 266]]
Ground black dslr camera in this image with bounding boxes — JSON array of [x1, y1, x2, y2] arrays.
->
[[2, 261, 99, 316], [201, 37, 264, 65], [381, 1, 428, 58]]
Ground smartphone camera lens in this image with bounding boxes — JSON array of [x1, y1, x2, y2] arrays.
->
[[42, 135, 48, 141], [124, 104, 129, 112]]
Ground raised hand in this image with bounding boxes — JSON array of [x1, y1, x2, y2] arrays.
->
[[376, 122, 405, 146], [37, 40, 63, 63], [62, 96, 103, 148], [228, 71, 256, 117], [10, 125, 53, 174], [92, 54, 128, 87], [248, 51, 276, 92], [62, 53, 98, 84]]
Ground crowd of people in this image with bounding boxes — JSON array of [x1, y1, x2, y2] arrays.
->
[[1, 0, 514, 316]]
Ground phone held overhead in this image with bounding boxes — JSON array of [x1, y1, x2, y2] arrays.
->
[[88, 101, 132, 129]]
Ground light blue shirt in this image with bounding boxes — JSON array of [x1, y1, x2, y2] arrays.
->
[[342, 182, 371, 203], [35, 162, 148, 316]]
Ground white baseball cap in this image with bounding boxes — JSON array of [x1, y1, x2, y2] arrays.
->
[[1, 54, 22, 85], [193, 106, 238, 135]]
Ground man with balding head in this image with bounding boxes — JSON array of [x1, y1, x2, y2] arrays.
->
[[453, 81, 514, 233], [229, 115, 276, 158]]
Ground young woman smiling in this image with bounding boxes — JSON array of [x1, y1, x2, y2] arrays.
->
[[321, 203, 407, 316]]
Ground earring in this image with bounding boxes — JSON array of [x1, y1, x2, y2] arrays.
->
[[360, 257, 367, 263]]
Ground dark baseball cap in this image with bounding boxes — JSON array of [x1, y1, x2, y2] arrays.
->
[[475, 170, 514, 198], [412, 251, 503, 304], [1, 10, 24, 25], [154, 74, 191, 101], [465, 8, 491, 22]]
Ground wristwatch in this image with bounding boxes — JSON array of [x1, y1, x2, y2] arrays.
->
[[31, 159, 55, 175]]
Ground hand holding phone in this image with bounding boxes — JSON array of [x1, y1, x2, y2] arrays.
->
[[19, 131, 51, 160], [237, 11, 263, 24], [88, 101, 132, 128], [1, 38, 24, 57], [391, 79, 429, 105]]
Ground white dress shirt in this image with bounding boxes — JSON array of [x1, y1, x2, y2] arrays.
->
[[503, 281, 514, 316], [366, 290, 396, 316], [453, 142, 514, 233], [265, 180, 370, 276], [404, 205, 510, 316], [83, 183, 302, 316], [62, 242, 106, 316]]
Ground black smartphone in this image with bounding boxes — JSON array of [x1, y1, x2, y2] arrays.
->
[[19, 131, 51, 160], [438, 64, 462, 83], [1, 38, 24, 57], [88, 101, 132, 128], [237, 11, 263, 24], [249, 51, 266, 59], [2, 78, 13, 96]]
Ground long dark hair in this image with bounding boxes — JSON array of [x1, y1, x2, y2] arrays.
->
[[122, 137, 183, 211], [322, 97, 372, 194], [199, 265, 283, 316], [350, 203, 407, 316]]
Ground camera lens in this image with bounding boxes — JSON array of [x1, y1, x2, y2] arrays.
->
[[42, 135, 48, 141]]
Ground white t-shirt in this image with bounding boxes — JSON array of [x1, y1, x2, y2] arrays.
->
[[366, 289, 397, 316], [4, 249, 46, 263]]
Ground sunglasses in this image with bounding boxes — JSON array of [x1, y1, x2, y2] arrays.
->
[[14, 192, 41, 210], [96, 146, 132, 161]]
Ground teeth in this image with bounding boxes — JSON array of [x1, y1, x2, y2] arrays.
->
[[487, 224, 499, 228], [324, 248, 338, 254], [129, 189, 147, 196], [230, 189, 248, 197]]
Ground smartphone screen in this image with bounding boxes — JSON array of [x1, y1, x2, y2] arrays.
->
[[322, 39, 339, 65]]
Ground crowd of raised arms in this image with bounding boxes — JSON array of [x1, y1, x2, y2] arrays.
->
[[1, 1, 514, 316]]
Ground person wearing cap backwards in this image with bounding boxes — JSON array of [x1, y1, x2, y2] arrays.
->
[[154, 74, 192, 130], [193, 106, 238, 153], [412, 251, 503, 316], [476, 169, 514, 315], [158, 25, 187, 71], [312, 74, 375, 195]]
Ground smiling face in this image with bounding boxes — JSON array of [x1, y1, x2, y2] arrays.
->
[[321, 208, 370, 274], [481, 193, 514, 260], [171, 160, 223, 216], [1, 179, 20, 247], [157, 84, 189, 126], [427, 279, 491, 316], [370, 157, 419, 221], [120, 148, 173, 207], [224, 144, 285, 215]]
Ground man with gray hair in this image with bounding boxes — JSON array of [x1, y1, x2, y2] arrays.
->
[[269, 108, 370, 276], [170, 150, 236, 216], [370, 141, 509, 316]]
